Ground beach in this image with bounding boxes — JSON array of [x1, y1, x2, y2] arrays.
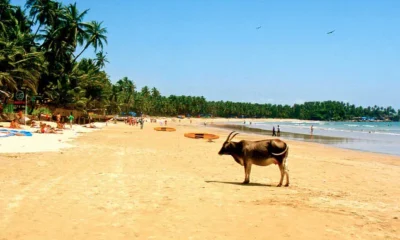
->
[[0, 118, 399, 240]]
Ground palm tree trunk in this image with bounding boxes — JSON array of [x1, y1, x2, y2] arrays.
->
[[72, 42, 90, 63], [33, 23, 42, 39]]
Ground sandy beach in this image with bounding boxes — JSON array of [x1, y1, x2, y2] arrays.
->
[[0, 118, 399, 240]]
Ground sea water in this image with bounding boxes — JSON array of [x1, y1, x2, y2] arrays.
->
[[213, 120, 400, 156]]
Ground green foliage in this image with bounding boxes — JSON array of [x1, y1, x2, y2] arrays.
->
[[2, 104, 14, 114], [32, 106, 51, 115]]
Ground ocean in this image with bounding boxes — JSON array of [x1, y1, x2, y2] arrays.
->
[[211, 120, 400, 156]]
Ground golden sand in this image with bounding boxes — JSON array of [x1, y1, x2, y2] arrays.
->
[[0, 118, 399, 239]]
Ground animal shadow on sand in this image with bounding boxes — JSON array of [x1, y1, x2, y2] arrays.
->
[[205, 180, 274, 187]]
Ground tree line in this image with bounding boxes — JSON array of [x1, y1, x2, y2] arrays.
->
[[1, 0, 399, 121]]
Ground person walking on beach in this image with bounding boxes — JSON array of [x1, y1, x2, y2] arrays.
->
[[272, 126, 276, 136], [311, 125, 314, 135], [68, 112, 74, 129], [139, 118, 144, 129], [277, 125, 281, 137]]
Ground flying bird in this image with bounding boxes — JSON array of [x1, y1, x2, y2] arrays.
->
[[327, 30, 335, 34], [256, 26, 262, 30]]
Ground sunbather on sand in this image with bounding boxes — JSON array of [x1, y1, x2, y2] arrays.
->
[[46, 125, 59, 133], [38, 124, 62, 134], [84, 123, 98, 128], [31, 121, 38, 128], [39, 124, 46, 133], [57, 122, 65, 129], [9, 120, 21, 129]]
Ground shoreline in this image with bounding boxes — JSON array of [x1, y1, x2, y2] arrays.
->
[[206, 119, 400, 157]]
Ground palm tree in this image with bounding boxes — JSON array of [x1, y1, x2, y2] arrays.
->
[[73, 21, 107, 62], [61, 3, 90, 49], [151, 87, 160, 98], [1, 0, 18, 39], [141, 86, 150, 98], [0, 40, 45, 93], [94, 51, 108, 69], [116, 77, 135, 112], [25, 0, 59, 38], [0, 0, 15, 22]]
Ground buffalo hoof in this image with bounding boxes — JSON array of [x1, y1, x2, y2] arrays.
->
[[276, 183, 282, 187], [284, 183, 289, 187], [242, 180, 249, 184]]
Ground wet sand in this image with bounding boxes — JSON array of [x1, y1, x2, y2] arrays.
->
[[210, 123, 350, 144], [0, 119, 399, 239]]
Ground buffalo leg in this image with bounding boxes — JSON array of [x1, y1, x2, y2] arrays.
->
[[284, 157, 289, 187], [243, 163, 252, 184], [277, 164, 285, 187], [284, 171, 290, 187]]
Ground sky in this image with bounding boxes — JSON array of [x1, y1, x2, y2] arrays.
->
[[11, 0, 400, 109]]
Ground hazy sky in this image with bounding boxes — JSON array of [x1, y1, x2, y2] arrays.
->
[[11, 0, 400, 108]]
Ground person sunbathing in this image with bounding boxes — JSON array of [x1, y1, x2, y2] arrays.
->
[[31, 121, 38, 128], [57, 122, 65, 129], [46, 125, 56, 133], [9, 120, 21, 129], [84, 123, 97, 128], [39, 123, 46, 133], [38, 124, 61, 134]]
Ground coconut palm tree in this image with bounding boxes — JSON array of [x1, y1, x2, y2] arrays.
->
[[150, 87, 160, 98], [61, 2, 90, 50], [73, 20, 107, 63], [0, 40, 45, 93], [25, 0, 59, 38], [94, 51, 108, 69], [141, 86, 150, 98], [115, 77, 136, 112]]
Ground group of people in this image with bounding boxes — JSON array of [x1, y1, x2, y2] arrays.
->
[[125, 116, 145, 129], [39, 122, 62, 134], [55, 112, 74, 129], [8, 110, 26, 128], [27, 120, 61, 134], [272, 125, 281, 137], [271, 124, 314, 137], [32, 111, 74, 134], [6, 110, 77, 134], [161, 119, 168, 126]]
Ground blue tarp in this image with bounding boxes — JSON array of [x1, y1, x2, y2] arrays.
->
[[120, 112, 136, 116], [0, 129, 33, 137]]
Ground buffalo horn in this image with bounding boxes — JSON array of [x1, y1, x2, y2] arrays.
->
[[230, 132, 240, 141], [225, 131, 236, 142]]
